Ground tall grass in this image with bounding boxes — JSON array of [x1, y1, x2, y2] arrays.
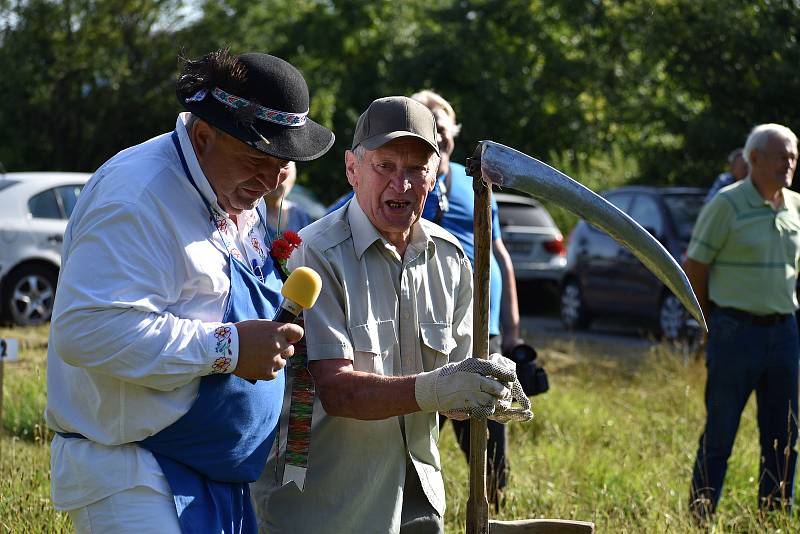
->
[[442, 340, 800, 532], [2, 326, 799, 532], [1, 324, 69, 533]]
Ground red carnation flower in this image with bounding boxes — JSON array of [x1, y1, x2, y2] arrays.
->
[[271, 239, 292, 260], [283, 230, 302, 247]]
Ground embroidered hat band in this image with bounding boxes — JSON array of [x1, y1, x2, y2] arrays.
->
[[177, 51, 334, 161], [186, 87, 308, 127]]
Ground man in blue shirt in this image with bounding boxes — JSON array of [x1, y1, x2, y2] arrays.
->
[[704, 148, 748, 203]]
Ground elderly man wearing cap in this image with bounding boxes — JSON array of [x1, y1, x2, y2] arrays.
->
[[253, 96, 520, 533], [45, 49, 333, 533]]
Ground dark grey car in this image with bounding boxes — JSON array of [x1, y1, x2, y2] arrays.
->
[[559, 186, 706, 341]]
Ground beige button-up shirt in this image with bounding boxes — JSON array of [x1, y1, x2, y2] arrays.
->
[[255, 199, 473, 534]]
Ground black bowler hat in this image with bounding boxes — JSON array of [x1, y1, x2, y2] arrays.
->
[[177, 51, 334, 162]]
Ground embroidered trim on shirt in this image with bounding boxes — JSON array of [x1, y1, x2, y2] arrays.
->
[[229, 246, 244, 260], [251, 235, 266, 260], [212, 326, 234, 374], [246, 211, 259, 227], [213, 213, 229, 234], [211, 208, 267, 274]]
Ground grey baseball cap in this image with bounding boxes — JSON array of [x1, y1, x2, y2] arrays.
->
[[351, 96, 440, 156]]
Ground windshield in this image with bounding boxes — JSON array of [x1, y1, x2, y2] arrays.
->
[[663, 194, 705, 240], [497, 204, 555, 228]]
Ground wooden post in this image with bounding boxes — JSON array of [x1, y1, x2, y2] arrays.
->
[[467, 168, 492, 534]]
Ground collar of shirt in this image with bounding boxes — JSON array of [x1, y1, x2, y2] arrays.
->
[[346, 198, 435, 263], [176, 113, 225, 215], [741, 176, 787, 212]]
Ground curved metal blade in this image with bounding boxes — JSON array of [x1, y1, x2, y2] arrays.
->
[[475, 140, 706, 331]]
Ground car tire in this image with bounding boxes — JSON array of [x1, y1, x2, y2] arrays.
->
[[560, 278, 590, 330], [3, 265, 58, 326], [658, 292, 687, 342]]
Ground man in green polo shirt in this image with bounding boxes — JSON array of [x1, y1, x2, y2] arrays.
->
[[685, 123, 800, 520]]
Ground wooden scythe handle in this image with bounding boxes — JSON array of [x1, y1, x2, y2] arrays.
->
[[466, 164, 492, 534]]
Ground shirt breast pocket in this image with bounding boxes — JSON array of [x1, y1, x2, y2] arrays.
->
[[778, 215, 800, 265], [349, 320, 396, 375], [419, 322, 456, 372]]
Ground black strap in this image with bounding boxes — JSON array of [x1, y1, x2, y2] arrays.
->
[[715, 306, 791, 326], [57, 432, 87, 439]]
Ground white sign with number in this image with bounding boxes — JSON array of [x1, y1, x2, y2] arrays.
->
[[0, 338, 19, 362]]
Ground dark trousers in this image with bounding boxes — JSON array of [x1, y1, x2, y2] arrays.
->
[[690, 309, 799, 516]]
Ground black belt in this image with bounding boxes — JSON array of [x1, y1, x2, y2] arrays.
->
[[715, 306, 792, 326], [57, 432, 87, 439]]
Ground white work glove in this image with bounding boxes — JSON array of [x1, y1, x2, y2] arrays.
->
[[486, 352, 533, 423], [415, 357, 513, 418], [487, 353, 516, 412]]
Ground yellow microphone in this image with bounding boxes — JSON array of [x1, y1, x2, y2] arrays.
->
[[273, 267, 322, 323], [248, 267, 322, 384]]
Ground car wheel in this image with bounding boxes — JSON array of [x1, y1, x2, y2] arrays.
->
[[659, 292, 687, 342], [4, 265, 58, 326], [560, 278, 590, 330]]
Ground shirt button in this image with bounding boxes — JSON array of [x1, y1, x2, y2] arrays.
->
[[404, 312, 411, 320]]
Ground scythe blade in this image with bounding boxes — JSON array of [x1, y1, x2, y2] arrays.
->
[[468, 140, 706, 331]]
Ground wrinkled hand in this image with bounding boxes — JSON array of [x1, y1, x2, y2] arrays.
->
[[233, 320, 304, 381], [415, 357, 513, 416]]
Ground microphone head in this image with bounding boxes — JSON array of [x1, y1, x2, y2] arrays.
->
[[281, 266, 322, 309]]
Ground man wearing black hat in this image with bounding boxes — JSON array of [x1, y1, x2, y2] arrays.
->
[[45, 49, 333, 533], [253, 96, 523, 533]]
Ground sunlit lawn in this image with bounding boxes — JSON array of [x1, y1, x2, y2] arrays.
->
[[1, 324, 70, 533], [2, 324, 799, 533]]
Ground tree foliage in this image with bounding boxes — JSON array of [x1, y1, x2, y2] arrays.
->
[[2, 0, 798, 204], [0, 0, 188, 171]]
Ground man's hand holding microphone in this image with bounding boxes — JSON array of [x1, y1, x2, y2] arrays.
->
[[233, 267, 321, 382]]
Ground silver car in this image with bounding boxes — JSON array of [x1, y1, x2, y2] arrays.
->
[[495, 192, 567, 282], [0, 172, 91, 325]]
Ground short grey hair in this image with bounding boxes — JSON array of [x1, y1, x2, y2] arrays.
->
[[743, 123, 798, 165], [353, 144, 367, 162]]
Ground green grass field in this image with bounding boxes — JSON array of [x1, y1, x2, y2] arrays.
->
[[2, 324, 798, 533]]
